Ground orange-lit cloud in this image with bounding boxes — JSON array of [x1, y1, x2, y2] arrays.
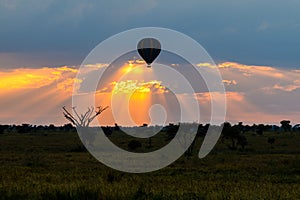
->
[[110, 80, 168, 94], [218, 62, 284, 78], [0, 66, 77, 91], [222, 79, 237, 86], [273, 84, 300, 92], [197, 62, 285, 78], [0, 66, 78, 125], [196, 62, 217, 68], [1, 61, 300, 125], [83, 63, 108, 69], [215, 62, 300, 124]]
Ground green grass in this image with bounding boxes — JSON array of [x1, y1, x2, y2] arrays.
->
[[0, 131, 299, 199]]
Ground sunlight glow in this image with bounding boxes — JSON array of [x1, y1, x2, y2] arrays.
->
[[111, 80, 167, 95], [0, 67, 77, 90], [1, 61, 300, 125], [121, 63, 144, 75]]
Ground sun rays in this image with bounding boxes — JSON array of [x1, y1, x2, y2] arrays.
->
[[1, 61, 300, 125]]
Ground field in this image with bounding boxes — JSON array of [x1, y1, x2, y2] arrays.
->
[[0, 130, 299, 199]]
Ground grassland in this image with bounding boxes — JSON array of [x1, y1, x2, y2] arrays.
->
[[0, 130, 299, 199]]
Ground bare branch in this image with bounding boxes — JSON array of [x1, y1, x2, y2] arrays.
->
[[62, 106, 108, 127], [63, 112, 76, 125], [81, 108, 91, 126], [87, 106, 109, 127], [86, 106, 94, 122], [62, 106, 80, 126], [72, 107, 81, 121]]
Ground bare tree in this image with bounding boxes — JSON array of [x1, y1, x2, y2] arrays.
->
[[62, 106, 108, 127]]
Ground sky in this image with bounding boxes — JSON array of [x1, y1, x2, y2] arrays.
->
[[1, 0, 300, 68], [0, 0, 300, 125]]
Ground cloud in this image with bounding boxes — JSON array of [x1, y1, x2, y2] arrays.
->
[[75, 61, 300, 125], [272, 82, 300, 92], [216, 62, 300, 124], [217, 62, 300, 91], [222, 79, 237, 86], [1, 0, 300, 68], [0, 66, 77, 90], [0, 66, 78, 125], [1, 61, 300, 125], [96, 80, 169, 94], [196, 61, 300, 123], [196, 63, 217, 68], [83, 63, 108, 69]]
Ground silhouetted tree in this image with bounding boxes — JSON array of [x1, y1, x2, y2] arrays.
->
[[244, 125, 251, 133], [256, 124, 265, 135], [222, 122, 248, 150], [62, 106, 108, 127], [280, 120, 291, 132], [114, 123, 120, 131], [0, 125, 9, 134], [221, 122, 231, 142], [48, 124, 56, 131], [17, 124, 32, 133], [63, 106, 108, 149], [196, 124, 207, 137], [235, 122, 245, 133], [102, 126, 113, 136], [62, 123, 75, 132], [165, 123, 179, 141]]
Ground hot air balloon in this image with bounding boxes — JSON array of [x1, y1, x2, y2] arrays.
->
[[137, 38, 161, 67]]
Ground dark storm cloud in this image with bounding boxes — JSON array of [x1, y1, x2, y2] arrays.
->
[[0, 0, 300, 68]]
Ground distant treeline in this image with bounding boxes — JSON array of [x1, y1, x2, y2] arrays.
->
[[0, 123, 76, 134], [0, 120, 299, 135]]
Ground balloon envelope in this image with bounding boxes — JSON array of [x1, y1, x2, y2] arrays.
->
[[137, 38, 161, 67]]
